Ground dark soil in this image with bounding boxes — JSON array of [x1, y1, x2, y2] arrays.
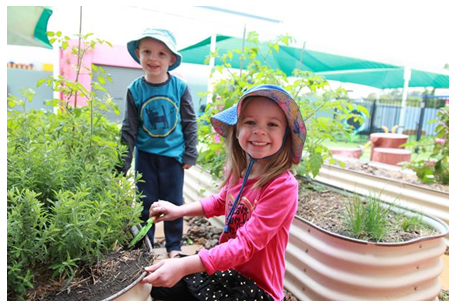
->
[[30, 240, 154, 301]]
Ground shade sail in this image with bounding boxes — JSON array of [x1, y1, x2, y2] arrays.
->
[[179, 35, 449, 89], [317, 68, 449, 89], [7, 6, 53, 49]]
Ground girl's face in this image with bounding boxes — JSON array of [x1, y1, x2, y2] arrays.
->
[[237, 97, 287, 160], [135, 38, 176, 83]]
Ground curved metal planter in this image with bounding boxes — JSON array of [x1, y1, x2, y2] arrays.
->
[[284, 206, 449, 301], [103, 226, 153, 301], [316, 163, 449, 233]]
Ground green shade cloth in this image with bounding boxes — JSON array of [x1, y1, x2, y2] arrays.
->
[[179, 35, 448, 89], [7, 6, 53, 49]]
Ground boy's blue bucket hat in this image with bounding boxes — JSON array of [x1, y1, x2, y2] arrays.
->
[[127, 28, 182, 71], [210, 84, 307, 164]]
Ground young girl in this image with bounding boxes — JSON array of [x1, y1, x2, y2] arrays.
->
[[142, 84, 306, 301]]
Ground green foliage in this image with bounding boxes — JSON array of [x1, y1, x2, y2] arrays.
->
[[344, 193, 390, 242], [344, 192, 433, 242], [7, 32, 141, 300], [7, 188, 49, 300], [344, 195, 366, 238], [401, 215, 424, 232], [197, 32, 362, 180], [404, 106, 449, 184]]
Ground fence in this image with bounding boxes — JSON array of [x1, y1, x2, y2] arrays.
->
[[341, 96, 448, 139]]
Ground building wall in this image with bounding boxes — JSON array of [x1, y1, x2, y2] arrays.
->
[[7, 41, 210, 120], [7, 68, 53, 111]]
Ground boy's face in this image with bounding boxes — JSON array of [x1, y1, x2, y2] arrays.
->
[[237, 97, 287, 160], [135, 38, 176, 82]]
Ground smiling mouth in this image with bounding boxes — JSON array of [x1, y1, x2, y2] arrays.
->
[[251, 141, 268, 146]]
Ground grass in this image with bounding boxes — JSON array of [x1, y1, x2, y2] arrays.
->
[[344, 192, 390, 242]]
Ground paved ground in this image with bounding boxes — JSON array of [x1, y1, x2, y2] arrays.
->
[[153, 220, 202, 262]]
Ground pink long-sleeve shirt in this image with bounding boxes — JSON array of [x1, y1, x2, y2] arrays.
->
[[198, 170, 298, 300]]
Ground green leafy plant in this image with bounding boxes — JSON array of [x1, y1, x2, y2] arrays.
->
[[7, 31, 141, 300], [403, 105, 449, 184], [197, 31, 365, 180]]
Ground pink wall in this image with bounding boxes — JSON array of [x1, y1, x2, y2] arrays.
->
[[59, 40, 141, 107]]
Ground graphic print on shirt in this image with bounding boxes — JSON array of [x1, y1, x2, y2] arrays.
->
[[220, 193, 257, 243], [140, 96, 179, 137]]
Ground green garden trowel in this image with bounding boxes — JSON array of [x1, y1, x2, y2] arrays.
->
[[128, 215, 158, 248]]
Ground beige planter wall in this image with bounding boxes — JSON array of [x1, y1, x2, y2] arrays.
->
[[285, 214, 448, 301]]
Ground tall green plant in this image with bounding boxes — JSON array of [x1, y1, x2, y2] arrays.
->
[[197, 32, 364, 180], [7, 31, 141, 300]]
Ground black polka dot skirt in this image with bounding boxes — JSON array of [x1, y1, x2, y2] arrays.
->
[[183, 269, 273, 301]]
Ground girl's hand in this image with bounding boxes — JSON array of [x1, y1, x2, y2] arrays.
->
[[149, 200, 181, 223], [141, 259, 186, 287]]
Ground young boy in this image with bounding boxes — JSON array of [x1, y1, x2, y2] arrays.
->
[[119, 28, 198, 258]]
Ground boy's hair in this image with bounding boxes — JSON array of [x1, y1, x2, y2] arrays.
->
[[222, 123, 293, 189]]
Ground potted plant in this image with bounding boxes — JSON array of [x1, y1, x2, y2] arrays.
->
[[7, 30, 153, 301]]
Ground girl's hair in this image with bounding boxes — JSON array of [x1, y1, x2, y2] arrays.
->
[[222, 121, 293, 189]]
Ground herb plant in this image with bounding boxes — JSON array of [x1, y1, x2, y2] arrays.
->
[[7, 32, 142, 300]]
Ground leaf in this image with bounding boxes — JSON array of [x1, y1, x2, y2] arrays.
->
[[37, 79, 46, 88], [309, 153, 323, 177]]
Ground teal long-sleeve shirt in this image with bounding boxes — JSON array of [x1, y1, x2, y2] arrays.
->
[[119, 74, 198, 174]]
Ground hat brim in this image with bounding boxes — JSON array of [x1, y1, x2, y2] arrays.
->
[[127, 37, 182, 71], [210, 104, 238, 137]]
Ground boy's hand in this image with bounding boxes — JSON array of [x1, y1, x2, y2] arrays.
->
[[149, 200, 181, 223], [182, 164, 192, 169]]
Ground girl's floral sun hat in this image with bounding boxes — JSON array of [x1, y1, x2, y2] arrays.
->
[[127, 28, 182, 71], [210, 84, 307, 164]]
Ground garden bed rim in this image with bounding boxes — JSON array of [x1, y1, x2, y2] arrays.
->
[[326, 160, 449, 195], [103, 271, 148, 301]]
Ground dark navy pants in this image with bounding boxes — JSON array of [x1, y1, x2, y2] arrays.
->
[[135, 150, 184, 253]]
